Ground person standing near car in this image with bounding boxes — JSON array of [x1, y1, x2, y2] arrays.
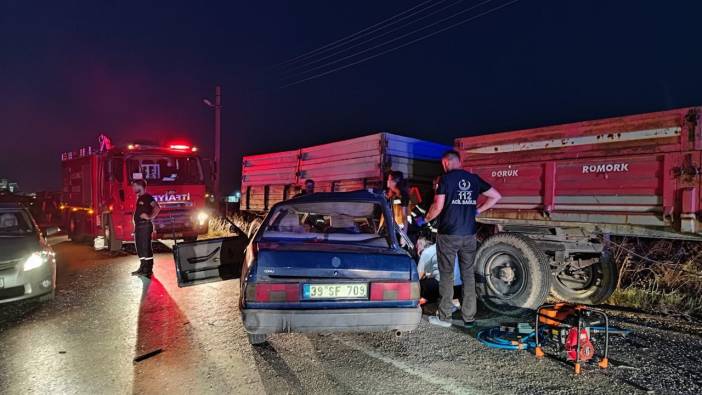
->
[[386, 171, 410, 230], [424, 150, 502, 328], [294, 179, 316, 198], [130, 179, 160, 278]]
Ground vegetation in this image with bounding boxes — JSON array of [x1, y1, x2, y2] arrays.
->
[[607, 237, 702, 319], [207, 212, 262, 239]]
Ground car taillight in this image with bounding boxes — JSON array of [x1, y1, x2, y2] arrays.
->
[[246, 283, 300, 302], [370, 282, 420, 301]]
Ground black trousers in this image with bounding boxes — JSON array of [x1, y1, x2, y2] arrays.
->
[[134, 222, 154, 273], [436, 234, 477, 321]]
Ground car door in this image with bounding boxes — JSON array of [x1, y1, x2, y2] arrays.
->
[[173, 227, 248, 287]]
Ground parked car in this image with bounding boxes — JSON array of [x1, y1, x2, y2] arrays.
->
[[173, 191, 421, 344], [0, 203, 58, 304]]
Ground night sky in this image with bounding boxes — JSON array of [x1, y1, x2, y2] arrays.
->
[[2, 0, 702, 193]]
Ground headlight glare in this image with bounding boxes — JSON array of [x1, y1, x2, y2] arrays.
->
[[196, 211, 209, 226], [23, 252, 46, 271]]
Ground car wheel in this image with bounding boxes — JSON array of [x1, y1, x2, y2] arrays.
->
[[475, 234, 551, 316], [247, 333, 268, 345]]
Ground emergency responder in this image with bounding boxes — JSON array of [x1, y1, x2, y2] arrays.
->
[[294, 179, 315, 197], [130, 179, 160, 278], [386, 171, 410, 229], [424, 150, 502, 328]]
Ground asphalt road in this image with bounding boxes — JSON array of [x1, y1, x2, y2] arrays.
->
[[1, 242, 701, 394]]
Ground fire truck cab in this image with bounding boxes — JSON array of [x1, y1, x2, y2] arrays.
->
[[61, 137, 210, 250]]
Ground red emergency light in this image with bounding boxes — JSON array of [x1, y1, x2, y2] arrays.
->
[[169, 144, 198, 152]]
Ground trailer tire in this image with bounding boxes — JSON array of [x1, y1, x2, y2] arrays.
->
[[550, 250, 618, 305], [475, 234, 551, 316]]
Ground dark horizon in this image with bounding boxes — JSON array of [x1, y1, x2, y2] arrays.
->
[[3, 0, 702, 193]]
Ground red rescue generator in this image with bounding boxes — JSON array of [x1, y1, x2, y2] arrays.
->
[[60, 137, 211, 250], [456, 107, 702, 315]]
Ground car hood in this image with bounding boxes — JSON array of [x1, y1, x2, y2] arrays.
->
[[0, 235, 41, 262]]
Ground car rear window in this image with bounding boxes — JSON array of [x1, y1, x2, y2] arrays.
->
[[261, 201, 390, 248]]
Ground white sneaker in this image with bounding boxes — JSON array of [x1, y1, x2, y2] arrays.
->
[[428, 315, 452, 328]]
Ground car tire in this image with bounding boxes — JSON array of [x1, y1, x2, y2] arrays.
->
[[247, 333, 267, 345], [475, 233, 551, 316], [550, 250, 618, 305]]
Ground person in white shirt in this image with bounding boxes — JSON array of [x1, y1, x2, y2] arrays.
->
[[416, 238, 462, 304]]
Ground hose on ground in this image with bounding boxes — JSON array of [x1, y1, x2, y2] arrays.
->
[[476, 327, 540, 350]]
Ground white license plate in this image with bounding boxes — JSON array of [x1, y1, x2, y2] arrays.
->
[[303, 283, 368, 299]]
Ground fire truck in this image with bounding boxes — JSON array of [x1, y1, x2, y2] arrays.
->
[[60, 136, 211, 250]]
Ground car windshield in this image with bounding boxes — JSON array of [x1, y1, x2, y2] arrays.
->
[[261, 201, 390, 248], [0, 210, 34, 236], [127, 155, 203, 185]]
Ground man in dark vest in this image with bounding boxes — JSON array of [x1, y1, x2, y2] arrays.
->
[[130, 179, 160, 278], [424, 150, 502, 328]]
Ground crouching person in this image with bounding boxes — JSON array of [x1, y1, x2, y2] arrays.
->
[[416, 237, 463, 307]]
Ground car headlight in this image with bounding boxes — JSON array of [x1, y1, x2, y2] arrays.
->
[[196, 211, 209, 226], [23, 252, 47, 271]]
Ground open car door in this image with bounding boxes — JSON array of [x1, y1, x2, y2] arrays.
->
[[173, 224, 248, 287]]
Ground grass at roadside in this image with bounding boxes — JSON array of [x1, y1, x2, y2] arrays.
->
[[607, 237, 702, 319], [207, 213, 262, 239]]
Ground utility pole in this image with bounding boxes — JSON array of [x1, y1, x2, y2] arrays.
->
[[204, 86, 223, 208], [214, 85, 222, 205]]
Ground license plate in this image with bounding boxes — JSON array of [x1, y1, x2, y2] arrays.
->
[[303, 283, 368, 299]]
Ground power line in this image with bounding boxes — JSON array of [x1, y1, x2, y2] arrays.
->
[[280, 0, 515, 88], [269, 0, 438, 70], [278, 0, 465, 78]]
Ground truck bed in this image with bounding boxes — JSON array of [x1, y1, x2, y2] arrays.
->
[[456, 107, 702, 239], [241, 133, 450, 211]]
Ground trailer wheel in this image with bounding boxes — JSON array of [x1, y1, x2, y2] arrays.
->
[[104, 214, 122, 252], [475, 234, 551, 316], [550, 250, 618, 305]]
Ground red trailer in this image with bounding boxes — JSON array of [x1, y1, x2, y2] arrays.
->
[[240, 133, 451, 212], [60, 137, 211, 250], [455, 107, 701, 314]]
